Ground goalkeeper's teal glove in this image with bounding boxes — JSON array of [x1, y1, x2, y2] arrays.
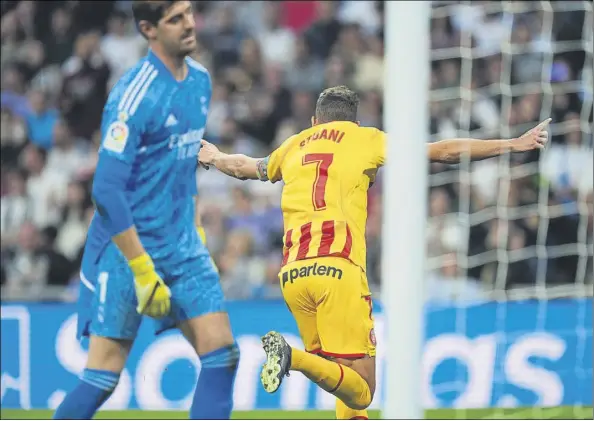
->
[[129, 253, 171, 318]]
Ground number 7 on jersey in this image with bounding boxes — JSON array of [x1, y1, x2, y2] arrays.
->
[[302, 153, 334, 211]]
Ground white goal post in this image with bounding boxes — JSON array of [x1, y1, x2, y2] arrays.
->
[[382, 1, 431, 419], [382, 0, 592, 419]]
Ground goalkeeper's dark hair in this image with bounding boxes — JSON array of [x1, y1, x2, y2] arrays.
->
[[315, 85, 359, 124], [132, 0, 178, 39]]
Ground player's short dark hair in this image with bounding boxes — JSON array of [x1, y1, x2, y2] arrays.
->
[[131, 0, 177, 38], [315, 85, 359, 124]]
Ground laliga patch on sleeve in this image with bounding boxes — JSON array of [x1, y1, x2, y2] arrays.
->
[[103, 121, 129, 153]]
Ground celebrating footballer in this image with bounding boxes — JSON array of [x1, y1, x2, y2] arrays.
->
[[198, 85, 549, 420]]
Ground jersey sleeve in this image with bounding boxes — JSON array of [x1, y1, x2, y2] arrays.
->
[[261, 135, 297, 183], [371, 129, 387, 168], [98, 90, 147, 164]]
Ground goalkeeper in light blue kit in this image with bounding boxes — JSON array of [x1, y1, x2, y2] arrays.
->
[[53, 1, 239, 419]]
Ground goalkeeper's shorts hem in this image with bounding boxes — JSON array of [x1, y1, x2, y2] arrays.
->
[[153, 306, 228, 336]]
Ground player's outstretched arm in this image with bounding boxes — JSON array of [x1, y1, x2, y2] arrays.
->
[[428, 118, 551, 163], [198, 139, 263, 180]]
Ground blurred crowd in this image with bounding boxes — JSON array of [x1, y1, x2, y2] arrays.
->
[[1, 1, 592, 303]]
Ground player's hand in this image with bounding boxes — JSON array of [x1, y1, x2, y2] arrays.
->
[[198, 139, 221, 170], [511, 118, 551, 152], [128, 253, 171, 318]]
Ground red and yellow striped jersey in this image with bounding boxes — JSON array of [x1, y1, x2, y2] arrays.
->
[[265, 121, 386, 272]]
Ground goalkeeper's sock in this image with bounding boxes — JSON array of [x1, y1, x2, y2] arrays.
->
[[291, 349, 372, 410], [53, 368, 119, 419], [190, 343, 240, 420], [336, 398, 369, 419]]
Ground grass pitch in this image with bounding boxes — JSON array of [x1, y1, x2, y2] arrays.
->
[[1, 407, 592, 420]]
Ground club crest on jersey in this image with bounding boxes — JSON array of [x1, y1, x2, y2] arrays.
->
[[103, 121, 129, 153]]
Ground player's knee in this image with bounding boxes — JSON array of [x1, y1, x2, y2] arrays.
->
[[363, 375, 376, 401], [349, 378, 374, 410], [348, 386, 373, 411], [180, 312, 236, 355], [87, 336, 131, 373], [338, 358, 375, 410]]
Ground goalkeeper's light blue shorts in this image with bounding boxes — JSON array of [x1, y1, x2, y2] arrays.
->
[[77, 243, 224, 340]]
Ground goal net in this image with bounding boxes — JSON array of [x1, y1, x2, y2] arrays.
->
[[386, 0, 592, 418]]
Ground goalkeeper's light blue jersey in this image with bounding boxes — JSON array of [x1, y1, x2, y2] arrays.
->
[[83, 50, 211, 281]]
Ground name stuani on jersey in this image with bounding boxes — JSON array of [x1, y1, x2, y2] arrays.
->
[[300, 128, 345, 148]]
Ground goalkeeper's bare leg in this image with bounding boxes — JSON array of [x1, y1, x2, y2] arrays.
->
[[178, 312, 240, 419], [261, 331, 375, 411], [53, 335, 134, 419]]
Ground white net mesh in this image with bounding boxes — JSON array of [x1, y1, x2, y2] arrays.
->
[[421, 0, 593, 417]]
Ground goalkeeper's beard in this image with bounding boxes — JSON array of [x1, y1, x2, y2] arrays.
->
[[161, 36, 196, 61]]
